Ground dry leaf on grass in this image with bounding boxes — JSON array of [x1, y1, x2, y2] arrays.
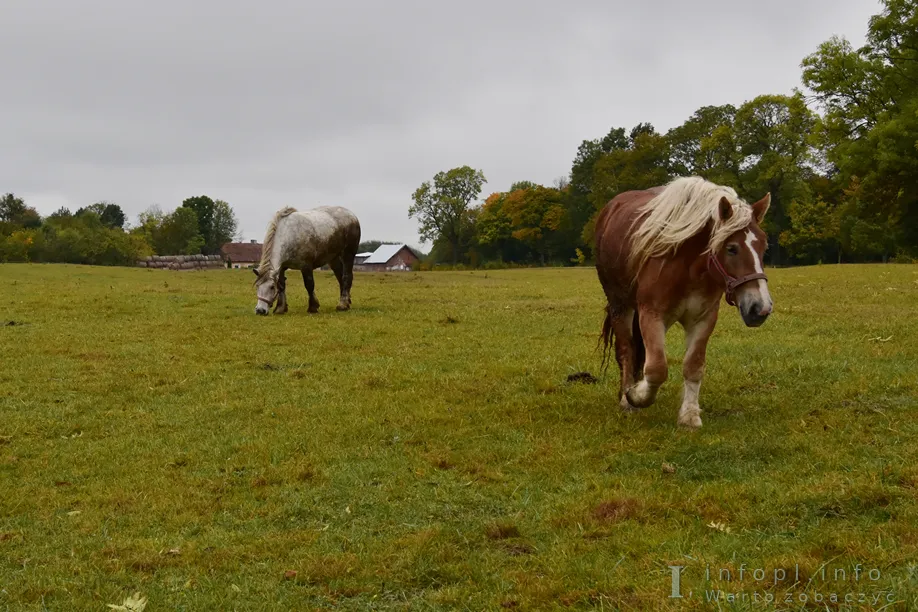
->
[[107, 592, 147, 611]]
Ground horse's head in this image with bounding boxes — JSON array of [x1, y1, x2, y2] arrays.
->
[[253, 267, 278, 315], [709, 193, 773, 327]]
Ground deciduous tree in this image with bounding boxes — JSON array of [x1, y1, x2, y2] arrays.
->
[[409, 166, 487, 264]]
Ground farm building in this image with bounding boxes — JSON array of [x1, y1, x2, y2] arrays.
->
[[357, 244, 420, 272], [354, 252, 374, 265], [220, 240, 262, 269]]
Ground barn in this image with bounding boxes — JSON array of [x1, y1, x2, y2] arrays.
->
[[358, 244, 420, 272], [220, 240, 263, 269]]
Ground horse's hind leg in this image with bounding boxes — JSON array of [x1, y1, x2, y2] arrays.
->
[[613, 309, 641, 411], [301, 268, 320, 313], [625, 307, 668, 409], [342, 251, 355, 307], [330, 254, 354, 311], [632, 308, 646, 386]]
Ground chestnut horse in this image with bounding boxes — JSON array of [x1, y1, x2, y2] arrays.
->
[[594, 176, 773, 429]]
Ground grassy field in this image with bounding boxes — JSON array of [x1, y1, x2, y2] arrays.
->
[[1, 262, 917, 611]]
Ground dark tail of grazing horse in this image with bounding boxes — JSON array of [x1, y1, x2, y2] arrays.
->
[[598, 303, 646, 381]]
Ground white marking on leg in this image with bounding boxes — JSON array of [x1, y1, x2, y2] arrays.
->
[[629, 379, 656, 405], [678, 313, 711, 429], [744, 230, 773, 312], [620, 394, 639, 412], [678, 380, 702, 429]]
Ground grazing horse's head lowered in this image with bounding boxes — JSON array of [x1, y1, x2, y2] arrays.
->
[[595, 176, 775, 429], [253, 267, 278, 316]]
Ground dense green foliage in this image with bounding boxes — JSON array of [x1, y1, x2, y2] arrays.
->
[[1, 263, 917, 609], [0, 196, 239, 266], [415, 0, 918, 268], [409, 166, 488, 264]]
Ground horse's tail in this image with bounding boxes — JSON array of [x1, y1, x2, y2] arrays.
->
[[598, 303, 615, 374]]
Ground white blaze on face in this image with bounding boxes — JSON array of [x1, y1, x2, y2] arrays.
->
[[744, 230, 773, 313]]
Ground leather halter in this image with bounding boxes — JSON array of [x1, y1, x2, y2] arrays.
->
[[255, 274, 279, 309], [707, 253, 768, 306]]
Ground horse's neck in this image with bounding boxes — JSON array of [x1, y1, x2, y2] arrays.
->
[[271, 220, 301, 268]]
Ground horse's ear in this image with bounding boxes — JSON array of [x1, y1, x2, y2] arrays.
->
[[252, 267, 259, 277], [751, 193, 771, 224], [718, 196, 733, 221]]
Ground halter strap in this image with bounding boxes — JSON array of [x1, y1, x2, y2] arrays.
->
[[706, 253, 768, 306], [257, 295, 275, 307]]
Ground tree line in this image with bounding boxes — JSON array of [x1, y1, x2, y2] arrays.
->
[[0, 194, 240, 266], [3, 1, 914, 270], [410, 0, 918, 268]]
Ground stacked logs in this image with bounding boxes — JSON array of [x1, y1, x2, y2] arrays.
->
[[138, 254, 226, 270]]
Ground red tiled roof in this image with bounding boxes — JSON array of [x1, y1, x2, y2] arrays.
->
[[221, 242, 262, 262]]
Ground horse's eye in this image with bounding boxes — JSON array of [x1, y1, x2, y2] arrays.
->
[[726, 245, 739, 256]]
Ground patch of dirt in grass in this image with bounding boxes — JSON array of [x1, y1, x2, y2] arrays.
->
[[500, 542, 535, 556], [566, 371, 597, 384], [485, 522, 520, 540], [592, 498, 641, 522]]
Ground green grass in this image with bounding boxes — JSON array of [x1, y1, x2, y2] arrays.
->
[[1, 262, 918, 610]]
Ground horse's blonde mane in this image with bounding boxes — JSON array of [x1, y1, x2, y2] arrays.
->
[[255, 206, 298, 280], [627, 176, 753, 275]]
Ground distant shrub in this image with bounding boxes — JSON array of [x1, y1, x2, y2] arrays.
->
[[0, 229, 42, 262], [890, 250, 918, 264], [0, 219, 153, 266]]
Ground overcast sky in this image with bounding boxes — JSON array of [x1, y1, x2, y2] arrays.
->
[[1, 0, 880, 249]]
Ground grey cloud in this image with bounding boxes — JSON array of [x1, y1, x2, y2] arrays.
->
[[1, 0, 878, 246]]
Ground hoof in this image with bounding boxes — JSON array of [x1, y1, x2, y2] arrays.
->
[[336, 303, 350, 311], [619, 394, 640, 412], [677, 407, 702, 429], [625, 380, 657, 409]]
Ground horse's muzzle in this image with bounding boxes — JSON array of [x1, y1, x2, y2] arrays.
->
[[740, 300, 771, 327], [255, 307, 268, 316]]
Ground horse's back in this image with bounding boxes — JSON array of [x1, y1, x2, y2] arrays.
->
[[282, 206, 361, 267], [594, 187, 661, 307], [300, 205, 360, 227]]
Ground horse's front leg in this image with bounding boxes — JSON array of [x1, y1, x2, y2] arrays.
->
[[302, 268, 320, 313], [678, 310, 718, 429], [274, 270, 288, 314], [625, 308, 667, 408]]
